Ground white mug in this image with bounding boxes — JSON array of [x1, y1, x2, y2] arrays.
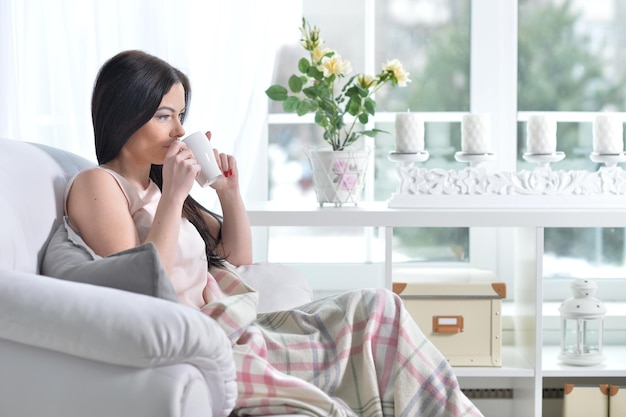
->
[[181, 131, 222, 187]]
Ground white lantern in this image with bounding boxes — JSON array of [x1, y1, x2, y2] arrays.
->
[[558, 279, 606, 366]]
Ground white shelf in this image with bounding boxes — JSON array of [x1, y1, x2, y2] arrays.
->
[[247, 200, 626, 227], [542, 345, 626, 377]]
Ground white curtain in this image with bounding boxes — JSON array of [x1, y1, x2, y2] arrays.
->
[[0, 0, 302, 206]]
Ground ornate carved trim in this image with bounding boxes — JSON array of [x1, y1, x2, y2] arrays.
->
[[388, 166, 626, 208]]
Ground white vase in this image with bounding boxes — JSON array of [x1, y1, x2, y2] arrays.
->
[[305, 148, 371, 207]]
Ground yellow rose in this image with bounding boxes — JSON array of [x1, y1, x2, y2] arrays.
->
[[320, 54, 353, 77], [312, 46, 333, 65], [383, 59, 411, 87]]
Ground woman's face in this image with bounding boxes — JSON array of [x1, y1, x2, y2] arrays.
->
[[123, 82, 187, 165]]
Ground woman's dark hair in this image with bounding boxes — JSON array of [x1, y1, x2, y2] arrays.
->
[[91, 50, 224, 267]]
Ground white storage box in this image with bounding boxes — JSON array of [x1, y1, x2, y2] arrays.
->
[[393, 281, 506, 367], [562, 384, 608, 417]]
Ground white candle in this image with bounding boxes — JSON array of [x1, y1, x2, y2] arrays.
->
[[461, 113, 491, 154], [395, 113, 424, 153], [593, 113, 623, 154], [526, 115, 557, 154]]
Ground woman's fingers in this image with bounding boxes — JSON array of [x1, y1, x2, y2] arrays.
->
[[219, 153, 236, 177], [164, 141, 200, 188]]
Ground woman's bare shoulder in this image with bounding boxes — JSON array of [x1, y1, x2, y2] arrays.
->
[[73, 166, 114, 183], [67, 167, 128, 211], [70, 167, 121, 192], [66, 167, 138, 255]]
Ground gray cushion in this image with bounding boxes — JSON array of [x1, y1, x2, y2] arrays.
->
[[41, 220, 177, 302]]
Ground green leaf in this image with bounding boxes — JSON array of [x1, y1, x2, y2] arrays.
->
[[346, 83, 369, 98], [318, 97, 337, 114], [265, 85, 288, 101], [308, 65, 324, 80], [358, 113, 369, 124], [316, 84, 332, 100], [296, 101, 311, 116], [344, 86, 360, 99], [364, 98, 376, 115], [283, 96, 300, 112], [298, 58, 311, 73], [288, 75, 303, 93], [301, 100, 318, 114], [332, 116, 344, 130], [346, 98, 362, 116], [355, 83, 369, 97], [302, 86, 318, 99], [362, 128, 388, 137], [316, 118, 333, 137]]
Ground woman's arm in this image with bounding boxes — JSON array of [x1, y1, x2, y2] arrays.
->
[[65, 168, 143, 256], [213, 184, 252, 266], [205, 141, 252, 266]]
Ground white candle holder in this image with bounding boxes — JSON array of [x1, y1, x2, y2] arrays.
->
[[454, 151, 496, 168], [388, 151, 430, 167], [589, 152, 626, 168], [523, 151, 566, 168], [386, 113, 626, 207], [559, 279, 606, 366]]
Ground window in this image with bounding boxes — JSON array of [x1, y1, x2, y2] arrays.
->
[[267, 0, 472, 268], [518, 0, 626, 300]]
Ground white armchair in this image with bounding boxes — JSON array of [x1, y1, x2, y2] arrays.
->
[[0, 269, 235, 417], [0, 139, 311, 417]]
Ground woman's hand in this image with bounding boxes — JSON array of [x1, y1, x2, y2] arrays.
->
[[161, 140, 201, 203], [204, 131, 240, 194]]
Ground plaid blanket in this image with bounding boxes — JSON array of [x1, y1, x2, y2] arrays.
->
[[202, 267, 484, 417]]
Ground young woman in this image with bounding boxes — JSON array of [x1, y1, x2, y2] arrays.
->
[[65, 49, 483, 417]]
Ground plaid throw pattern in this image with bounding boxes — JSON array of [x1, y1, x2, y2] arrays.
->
[[202, 267, 484, 417]]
